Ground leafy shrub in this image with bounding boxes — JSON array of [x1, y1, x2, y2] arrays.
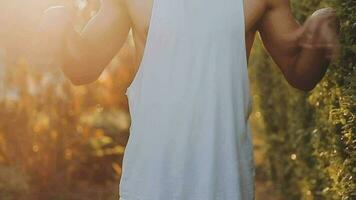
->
[[249, 0, 355, 199]]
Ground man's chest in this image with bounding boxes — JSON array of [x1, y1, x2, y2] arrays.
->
[[124, 0, 265, 39]]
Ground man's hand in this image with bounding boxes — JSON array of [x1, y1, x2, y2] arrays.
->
[[298, 8, 341, 60]]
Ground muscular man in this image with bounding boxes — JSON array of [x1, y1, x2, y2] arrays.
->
[[31, 0, 339, 199], [34, 0, 339, 90]]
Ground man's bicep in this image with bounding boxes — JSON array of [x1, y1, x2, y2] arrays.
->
[[257, 0, 301, 70], [81, 0, 132, 63]]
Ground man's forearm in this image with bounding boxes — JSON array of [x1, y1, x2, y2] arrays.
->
[[58, 0, 131, 85], [60, 23, 102, 85], [287, 8, 339, 91], [36, 6, 103, 85], [289, 47, 330, 91]]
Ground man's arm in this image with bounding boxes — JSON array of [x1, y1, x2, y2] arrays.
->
[[35, 0, 132, 85], [257, 0, 339, 91]]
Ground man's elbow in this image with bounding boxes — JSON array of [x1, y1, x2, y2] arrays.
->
[[65, 69, 99, 86], [70, 78, 93, 86], [61, 62, 101, 86], [66, 73, 99, 86], [290, 81, 317, 92], [297, 84, 316, 92]]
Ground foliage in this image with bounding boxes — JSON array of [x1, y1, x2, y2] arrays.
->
[[0, 0, 354, 199], [0, 54, 133, 199], [249, 0, 355, 199], [0, 0, 137, 199]]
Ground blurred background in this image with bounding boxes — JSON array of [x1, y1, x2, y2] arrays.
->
[[0, 0, 354, 200]]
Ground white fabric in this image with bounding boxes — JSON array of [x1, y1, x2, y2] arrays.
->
[[119, 0, 255, 199]]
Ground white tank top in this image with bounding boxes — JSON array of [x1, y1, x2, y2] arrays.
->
[[119, 0, 255, 199]]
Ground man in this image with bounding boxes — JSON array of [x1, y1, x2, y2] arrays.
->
[[31, 0, 339, 199], [33, 0, 339, 88]]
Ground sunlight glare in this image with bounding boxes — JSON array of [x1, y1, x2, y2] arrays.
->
[[75, 0, 88, 11]]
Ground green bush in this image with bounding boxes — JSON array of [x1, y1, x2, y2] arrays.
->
[[249, 0, 355, 199]]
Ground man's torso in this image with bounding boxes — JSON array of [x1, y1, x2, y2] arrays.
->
[[123, 0, 267, 63]]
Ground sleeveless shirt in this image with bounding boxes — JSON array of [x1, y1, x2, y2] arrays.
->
[[119, 0, 255, 199]]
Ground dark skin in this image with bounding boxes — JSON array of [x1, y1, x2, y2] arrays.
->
[[30, 0, 340, 91]]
